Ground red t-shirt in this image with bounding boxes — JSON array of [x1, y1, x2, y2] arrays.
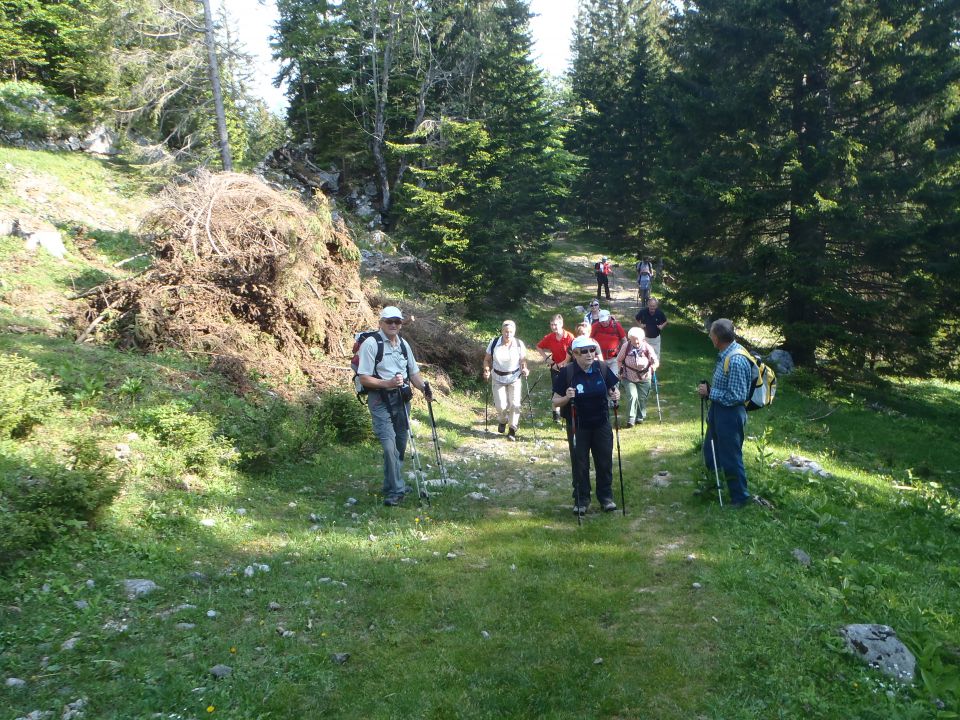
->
[[591, 320, 626, 359], [536, 330, 575, 364]]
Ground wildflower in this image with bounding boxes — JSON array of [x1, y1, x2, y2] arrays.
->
[[207, 706, 215, 713], [230, 646, 237, 654]]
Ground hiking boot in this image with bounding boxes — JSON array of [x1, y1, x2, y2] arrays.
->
[[383, 495, 403, 507], [552, 410, 561, 424], [507, 426, 518, 441], [601, 499, 617, 512], [497, 423, 506, 434], [572, 504, 588, 516], [626, 420, 635, 428]]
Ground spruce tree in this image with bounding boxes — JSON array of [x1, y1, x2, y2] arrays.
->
[[659, 0, 960, 370]]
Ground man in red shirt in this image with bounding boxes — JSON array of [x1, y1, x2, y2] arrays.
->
[[536, 314, 575, 422], [590, 310, 627, 373]]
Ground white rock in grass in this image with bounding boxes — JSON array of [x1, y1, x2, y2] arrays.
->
[[74, 600, 89, 610], [209, 664, 232, 679], [691, 582, 703, 589], [206, 610, 218, 618], [200, 518, 216, 527], [14, 711, 52, 720], [60, 698, 86, 720], [60, 636, 79, 651], [465, 492, 488, 501], [5, 677, 27, 689], [331, 652, 350, 664], [235, 508, 247, 516], [481, 630, 491, 639], [85, 579, 95, 588], [345, 497, 358, 506], [174, 623, 196, 631], [244, 565, 255, 577], [446, 552, 458, 560], [792, 548, 812, 567], [123, 579, 159, 598], [839, 624, 916, 683], [593, 657, 604, 665]]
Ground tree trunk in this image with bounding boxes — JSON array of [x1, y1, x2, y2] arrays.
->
[[201, 0, 233, 171]]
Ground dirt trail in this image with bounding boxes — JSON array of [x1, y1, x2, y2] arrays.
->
[[427, 247, 678, 515]]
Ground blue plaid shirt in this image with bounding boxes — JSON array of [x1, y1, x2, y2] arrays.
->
[[710, 342, 752, 407]]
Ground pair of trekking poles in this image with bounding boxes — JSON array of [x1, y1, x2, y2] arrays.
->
[[568, 398, 627, 527], [399, 382, 449, 507], [700, 386, 724, 507]]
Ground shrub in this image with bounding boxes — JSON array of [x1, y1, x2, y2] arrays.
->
[[137, 401, 237, 475], [0, 354, 63, 439], [221, 394, 317, 469], [314, 391, 372, 445], [0, 436, 120, 567]]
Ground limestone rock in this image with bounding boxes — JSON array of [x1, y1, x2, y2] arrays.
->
[[839, 624, 916, 684]]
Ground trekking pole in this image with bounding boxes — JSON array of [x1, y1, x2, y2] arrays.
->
[[569, 399, 582, 527], [612, 400, 626, 516], [700, 394, 705, 444], [484, 380, 490, 433], [399, 396, 430, 507], [653, 371, 662, 423], [708, 431, 724, 509], [423, 383, 448, 486], [521, 371, 546, 444]]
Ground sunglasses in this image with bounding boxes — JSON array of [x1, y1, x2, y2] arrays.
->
[[590, 303, 600, 307], [382, 318, 403, 325], [576, 348, 597, 355]]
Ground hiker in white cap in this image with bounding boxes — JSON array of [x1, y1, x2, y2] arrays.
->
[[356, 306, 431, 506], [482, 319, 529, 441], [551, 335, 621, 515]]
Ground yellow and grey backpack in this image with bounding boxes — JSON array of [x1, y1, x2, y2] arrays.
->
[[723, 348, 777, 411]]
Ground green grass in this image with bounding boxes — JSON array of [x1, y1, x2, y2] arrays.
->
[[1, 150, 958, 719]]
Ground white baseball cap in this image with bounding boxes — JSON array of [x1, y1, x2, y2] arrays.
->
[[598, 310, 611, 322], [571, 336, 596, 350], [380, 306, 404, 320]]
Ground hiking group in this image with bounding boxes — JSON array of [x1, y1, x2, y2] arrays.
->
[[354, 256, 774, 514]]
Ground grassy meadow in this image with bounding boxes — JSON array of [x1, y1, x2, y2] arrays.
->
[[1, 149, 958, 720]]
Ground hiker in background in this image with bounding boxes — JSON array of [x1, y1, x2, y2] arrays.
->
[[698, 319, 752, 508], [635, 296, 668, 360], [573, 321, 603, 359], [616, 327, 659, 427], [536, 314, 575, 423], [591, 309, 627, 373], [636, 257, 654, 305], [357, 306, 432, 507], [552, 335, 621, 514], [583, 299, 602, 325], [594, 256, 612, 300], [483, 320, 529, 441]]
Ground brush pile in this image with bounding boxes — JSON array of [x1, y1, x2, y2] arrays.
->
[[77, 171, 376, 390]]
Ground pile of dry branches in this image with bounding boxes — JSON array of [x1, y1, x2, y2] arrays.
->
[[77, 171, 375, 390]]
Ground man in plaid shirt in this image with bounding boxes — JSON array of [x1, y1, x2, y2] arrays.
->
[[698, 319, 753, 507]]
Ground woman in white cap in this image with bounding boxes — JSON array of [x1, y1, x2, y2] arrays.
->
[[551, 335, 621, 514], [482, 320, 529, 441], [356, 306, 432, 506], [616, 327, 659, 427]]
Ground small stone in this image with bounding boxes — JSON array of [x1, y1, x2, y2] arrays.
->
[[183, 571, 208, 583], [368, 534, 378, 542], [61, 698, 86, 720], [74, 600, 89, 610], [288, 501, 297, 508], [792, 548, 812, 566], [200, 519, 216, 527], [345, 497, 358, 506], [235, 508, 247, 516], [331, 652, 350, 665], [123, 579, 159, 598], [5, 677, 27, 688], [209, 664, 232, 679], [42, 583, 51, 593], [85, 579, 95, 588], [685, 554, 696, 563], [593, 657, 604, 665], [480, 630, 491, 639], [174, 623, 196, 631], [125, 432, 140, 442], [60, 636, 79, 651], [446, 552, 458, 560], [510, 564, 517, 571], [268, 601, 282, 611], [309, 513, 321, 522], [691, 582, 703, 589], [244, 565, 255, 577], [206, 610, 218, 618]]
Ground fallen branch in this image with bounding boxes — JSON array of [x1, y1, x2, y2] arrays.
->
[[76, 302, 119, 344]]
